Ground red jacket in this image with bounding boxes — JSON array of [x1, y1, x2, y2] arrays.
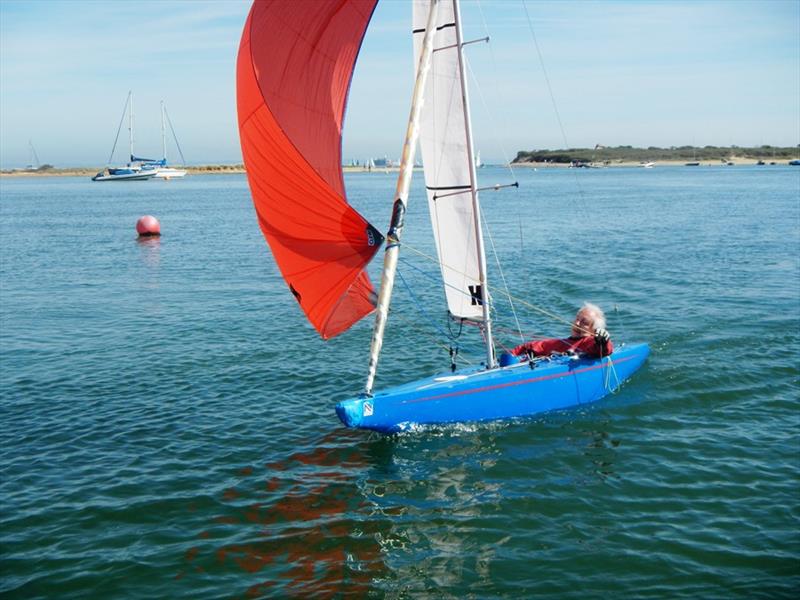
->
[[512, 335, 613, 359]]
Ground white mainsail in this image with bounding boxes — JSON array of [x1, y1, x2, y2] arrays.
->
[[413, 0, 486, 322]]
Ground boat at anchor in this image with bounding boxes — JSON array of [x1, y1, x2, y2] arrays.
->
[[138, 101, 187, 179], [92, 92, 157, 182]]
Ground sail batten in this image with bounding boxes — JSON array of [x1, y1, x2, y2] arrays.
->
[[237, 0, 382, 339]]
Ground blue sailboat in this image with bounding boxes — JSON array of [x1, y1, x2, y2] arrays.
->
[[337, 344, 650, 433], [236, 0, 648, 434], [92, 92, 157, 182]]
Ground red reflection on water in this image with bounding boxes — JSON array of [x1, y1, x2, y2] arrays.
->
[[245, 580, 276, 598], [213, 516, 238, 525], [181, 436, 390, 596]]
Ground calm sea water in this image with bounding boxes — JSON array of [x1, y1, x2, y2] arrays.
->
[[1, 166, 798, 598]]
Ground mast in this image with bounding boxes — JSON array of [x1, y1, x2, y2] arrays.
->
[[161, 100, 167, 162], [453, 0, 495, 368], [364, 0, 441, 396], [28, 140, 40, 169], [129, 92, 134, 162]]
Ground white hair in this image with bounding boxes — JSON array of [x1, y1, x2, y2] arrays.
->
[[580, 302, 606, 331]]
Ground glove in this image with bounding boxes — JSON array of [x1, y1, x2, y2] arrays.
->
[[594, 328, 610, 346]]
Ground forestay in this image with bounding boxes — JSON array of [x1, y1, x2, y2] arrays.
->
[[413, 0, 484, 321]]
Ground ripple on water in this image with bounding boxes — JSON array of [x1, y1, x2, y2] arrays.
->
[[1, 170, 799, 597]]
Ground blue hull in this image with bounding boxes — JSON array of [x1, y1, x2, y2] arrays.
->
[[336, 343, 649, 433]]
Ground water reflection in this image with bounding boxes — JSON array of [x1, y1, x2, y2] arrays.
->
[[178, 419, 615, 595], [180, 432, 393, 596], [136, 235, 161, 270], [577, 423, 621, 482], [359, 428, 505, 592]]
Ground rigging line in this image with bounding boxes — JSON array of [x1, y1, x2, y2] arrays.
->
[[398, 255, 501, 316], [402, 241, 593, 335], [388, 295, 476, 366], [400, 245, 502, 316], [400, 243, 501, 312], [478, 201, 525, 342], [107, 92, 130, 166], [396, 267, 478, 354], [163, 105, 186, 165], [521, 2, 569, 158], [521, 1, 589, 196], [461, 26, 517, 181], [472, 2, 618, 339], [521, 1, 629, 336], [492, 324, 547, 338], [494, 285, 595, 336], [604, 355, 621, 394]]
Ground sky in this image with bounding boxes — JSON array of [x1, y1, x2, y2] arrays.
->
[[0, 0, 798, 169]]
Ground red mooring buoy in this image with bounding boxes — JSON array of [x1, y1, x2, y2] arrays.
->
[[136, 215, 161, 237]]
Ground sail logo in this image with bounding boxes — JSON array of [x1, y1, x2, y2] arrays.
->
[[365, 224, 384, 247], [363, 401, 373, 417], [468, 285, 484, 306]]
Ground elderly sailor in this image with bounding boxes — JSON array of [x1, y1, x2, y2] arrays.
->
[[511, 302, 613, 360]]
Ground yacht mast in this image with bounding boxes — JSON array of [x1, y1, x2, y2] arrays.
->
[[161, 100, 167, 162], [129, 92, 134, 162], [452, 0, 495, 368], [364, 0, 441, 396]]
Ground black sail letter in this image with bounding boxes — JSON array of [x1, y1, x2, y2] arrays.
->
[[468, 285, 483, 306]]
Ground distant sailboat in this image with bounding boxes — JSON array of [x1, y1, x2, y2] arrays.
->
[[92, 92, 157, 182], [26, 140, 40, 170], [139, 101, 188, 179], [236, 0, 649, 433]]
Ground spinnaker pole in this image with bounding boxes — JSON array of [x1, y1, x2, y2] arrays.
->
[[364, 0, 441, 396], [452, 0, 495, 368]]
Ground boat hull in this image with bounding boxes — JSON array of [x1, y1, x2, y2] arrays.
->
[[92, 170, 157, 182], [153, 168, 187, 178], [335, 343, 649, 433]]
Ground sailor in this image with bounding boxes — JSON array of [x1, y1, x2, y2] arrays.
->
[[511, 302, 613, 360]]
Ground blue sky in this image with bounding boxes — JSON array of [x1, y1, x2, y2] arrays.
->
[[1, 0, 798, 168]]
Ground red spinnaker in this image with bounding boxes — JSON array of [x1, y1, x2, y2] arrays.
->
[[237, 0, 382, 339]]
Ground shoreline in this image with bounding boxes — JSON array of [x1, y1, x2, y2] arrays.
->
[[511, 157, 799, 168], [0, 165, 246, 178], [3, 158, 798, 177]]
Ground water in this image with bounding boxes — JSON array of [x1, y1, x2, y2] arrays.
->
[[1, 167, 798, 598]]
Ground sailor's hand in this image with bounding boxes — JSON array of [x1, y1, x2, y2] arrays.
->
[[594, 328, 610, 345]]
